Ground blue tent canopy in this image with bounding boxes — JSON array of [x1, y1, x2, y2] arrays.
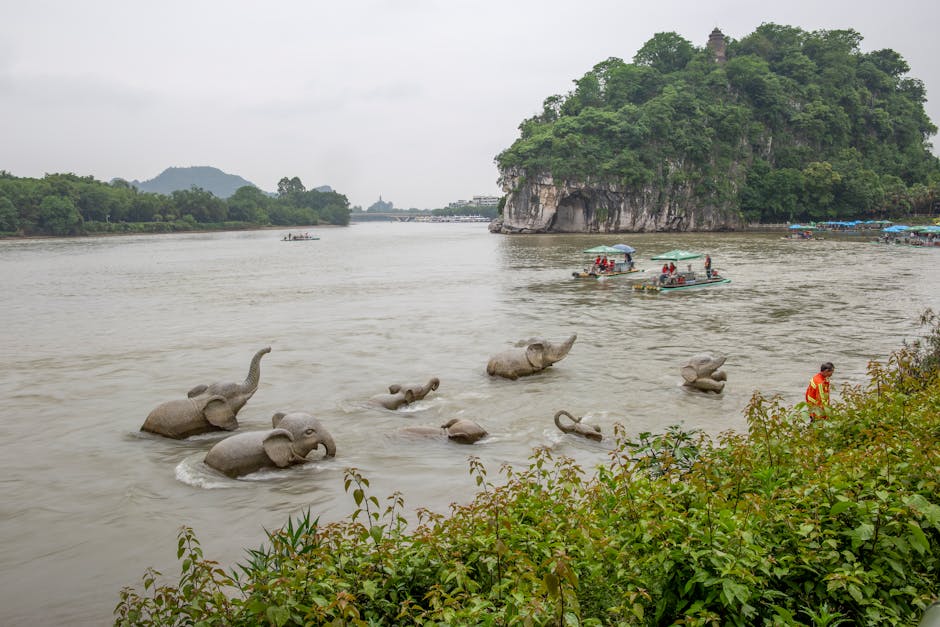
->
[[611, 244, 636, 254]]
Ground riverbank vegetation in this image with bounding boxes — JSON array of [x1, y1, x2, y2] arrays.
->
[[0, 172, 351, 237], [497, 24, 940, 224], [116, 313, 940, 625]]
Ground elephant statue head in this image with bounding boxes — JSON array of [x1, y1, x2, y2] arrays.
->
[[554, 410, 602, 441], [204, 410, 337, 478], [388, 377, 440, 401], [141, 346, 271, 439], [399, 418, 488, 444], [369, 387, 416, 410], [486, 333, 577, 380], [681, 353, 727, 393]]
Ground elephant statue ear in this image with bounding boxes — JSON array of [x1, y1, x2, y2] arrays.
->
[[262, 428, 295, 467], [272, 411, 287, 428], [525, 342, 546, 369], [203, 395, 238, 430], [187, 384, 209, 398], [680, 365, 699, 383]]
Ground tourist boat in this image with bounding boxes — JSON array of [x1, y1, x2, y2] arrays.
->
[[632, 249, 730, 292], [572, 244, 643, 279], [282, 233, 320, 241]]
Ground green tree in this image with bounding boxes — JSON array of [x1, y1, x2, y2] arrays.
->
[[227, 185, 271, 223], [38, 195, 82, 235], [633, 32, 694, 73], [0, 196, 19, 232]]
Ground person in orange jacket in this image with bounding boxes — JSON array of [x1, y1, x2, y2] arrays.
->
[[805, 362, 834, 421]]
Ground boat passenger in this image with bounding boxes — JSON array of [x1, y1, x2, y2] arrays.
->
[[704, 255, 712, 278], [668, 262, 676, 275], [625, 252, 633, 268]]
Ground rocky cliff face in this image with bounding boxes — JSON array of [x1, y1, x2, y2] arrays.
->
[[489, 170, 743, 234]]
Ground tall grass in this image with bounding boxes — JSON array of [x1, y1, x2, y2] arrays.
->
[[116, 314, 940, 626]]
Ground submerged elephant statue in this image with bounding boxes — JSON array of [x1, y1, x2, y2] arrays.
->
[[204, 410, 336, 478], [369, 388, 415, 410], [388, 377, 440, 401], [681, 353, 727, 393], [399, 418, 488, 444], [554, 410, 602, 441], [141, 347, 271, 439], [486, 334, 577, 380]]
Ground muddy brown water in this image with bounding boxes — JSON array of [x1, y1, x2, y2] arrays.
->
[[0, 223, 937, 624]]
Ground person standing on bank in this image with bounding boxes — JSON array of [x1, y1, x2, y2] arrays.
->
[[805, 362, 834, 421]]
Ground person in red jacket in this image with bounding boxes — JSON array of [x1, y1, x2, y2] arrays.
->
[[805, 362, 834, 421]]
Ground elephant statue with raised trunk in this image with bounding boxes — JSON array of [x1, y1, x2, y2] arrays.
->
[[141, 347, 271, 439], [204, 410, 336, 478], [486, 334, 577, 380], [388, 377, 440, 401], [399, 418, 488, 444], [681, 353, 727, 393], [554, 410, 602, 441], [369, 388, 415, 410]]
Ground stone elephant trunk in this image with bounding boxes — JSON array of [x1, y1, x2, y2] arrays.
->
[[554, 410, 602, 441]]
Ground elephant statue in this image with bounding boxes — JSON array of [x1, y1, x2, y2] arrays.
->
[[141, 346, 271, 439], [486, 333, 577, 380], [388, 377, 440, 401], [204, 410, 337, 478], [369, 387, 415, 410], [554, 410, 602, 441], [399, 418, 488, 444], [681, 353, 727, 393]]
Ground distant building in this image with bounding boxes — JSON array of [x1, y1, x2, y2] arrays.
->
[[707, 28, 727, 64], [448, 195, 499, 209]]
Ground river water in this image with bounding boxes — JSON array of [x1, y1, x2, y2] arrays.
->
[[0, 223, 937, 624]]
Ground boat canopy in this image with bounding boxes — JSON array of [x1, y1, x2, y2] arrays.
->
[[650, 249, 703, 261], [611, 244, 636, 254], [788, 224, 817, 230], [582, 245, 624, 255]]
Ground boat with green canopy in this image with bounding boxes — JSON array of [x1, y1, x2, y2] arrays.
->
[[633, 249, 730, 292], [571, 245, 643, 279]]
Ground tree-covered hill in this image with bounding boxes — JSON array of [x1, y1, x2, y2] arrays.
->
[[496, 24, 940, 227], [0, 172, 350, 236]]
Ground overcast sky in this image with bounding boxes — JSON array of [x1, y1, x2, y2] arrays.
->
[[1, 1, 938, 209]]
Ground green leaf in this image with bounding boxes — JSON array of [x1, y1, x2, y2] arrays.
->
[[829, 500, 853, 516], [907, 521, 929, 555], [544, 572, 559, 598]]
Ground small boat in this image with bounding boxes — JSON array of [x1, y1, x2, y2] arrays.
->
[[573, 244, 643, 279], [633, 249, 730, 292], [282, 233, 320, 241]]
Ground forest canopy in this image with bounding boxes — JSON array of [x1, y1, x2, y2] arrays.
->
[[0, 172, 351, 236], [496, 24, 940, 223]]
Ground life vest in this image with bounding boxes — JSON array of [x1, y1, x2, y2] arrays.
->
[[805, 372, 830, 408]]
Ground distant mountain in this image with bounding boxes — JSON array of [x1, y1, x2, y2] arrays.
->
[[131, 166, 263, 199]]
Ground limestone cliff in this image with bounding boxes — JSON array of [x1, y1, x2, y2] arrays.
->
[[489, 169, 744, 234]]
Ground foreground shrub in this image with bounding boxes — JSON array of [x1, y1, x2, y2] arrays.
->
[[116, 332, 940, 625]]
